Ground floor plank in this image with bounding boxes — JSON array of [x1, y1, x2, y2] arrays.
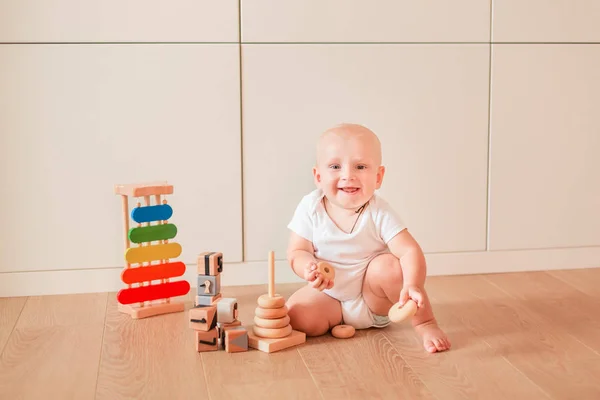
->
[[483, 272, 600, 399], [299, 328, 436, 399], [484, 271, 600, 355], [0, 293, 107, 399], [0, 297, 27, 354], [95, 290, 211, 400], [384, 275, 552, 400], [547, 267, 600, 298]]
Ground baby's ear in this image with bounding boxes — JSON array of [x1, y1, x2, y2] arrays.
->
[[376, 165, 385, 188], [312, 166, 321, 184]]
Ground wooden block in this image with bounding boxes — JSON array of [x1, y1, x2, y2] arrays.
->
[[215, 297, 238, 324], [218, 320, 242, 330], [189, 304, 217, 331], [197, 274, 221, 296], [195, 328, 219, 352], [197, 251, 223, 275], [217, 320, 242, 347], [114, 181, 173, 197], [118, 301, 184, 319], [195, 293, 222, 306], [246, 326, 306, 353], [225, 326, 248, 353]]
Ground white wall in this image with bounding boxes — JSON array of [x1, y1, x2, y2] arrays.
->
[[1, 1, 599, 297]]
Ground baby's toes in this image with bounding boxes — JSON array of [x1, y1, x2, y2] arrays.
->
[[433, 338, 445, 351], [442, 337, 451, 349], [438, 339, 449, 351], [424, 339, 437, 353]]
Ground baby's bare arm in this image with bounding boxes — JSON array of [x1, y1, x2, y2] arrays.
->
[[387, 229, 427, 288], [286, 232, 317, 279]]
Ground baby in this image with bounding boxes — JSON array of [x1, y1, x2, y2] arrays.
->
[[285, 123, 450, 353]]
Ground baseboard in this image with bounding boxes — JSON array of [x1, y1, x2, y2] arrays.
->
[[1, 246, 599, 297]]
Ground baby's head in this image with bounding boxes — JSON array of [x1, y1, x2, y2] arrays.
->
[[313, 123, 385, 211]]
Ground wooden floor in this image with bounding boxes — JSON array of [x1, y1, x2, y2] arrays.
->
[[1, 268, 600, 399]]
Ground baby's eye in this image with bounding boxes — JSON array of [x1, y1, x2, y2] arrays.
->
[[357, 165, 367, 170], [329, 164, 340, 170]]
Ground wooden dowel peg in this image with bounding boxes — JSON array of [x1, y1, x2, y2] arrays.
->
[[268, 251, 275, 297]]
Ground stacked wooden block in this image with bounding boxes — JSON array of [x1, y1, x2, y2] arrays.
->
[[190, 252, 248, 353]]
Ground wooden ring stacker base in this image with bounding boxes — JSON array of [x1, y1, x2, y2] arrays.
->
[[253, 324, 292, 339], [254, 314, 290, 329], [317, 261, 335, 280], [331, 324, 355, 339], [255, 305, 288, 319], [257, 293, 285, 309], [388, 299, 418, 323]]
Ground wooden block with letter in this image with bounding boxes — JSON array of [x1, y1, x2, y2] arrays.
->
[[225, 326, 248, 353], [247, 251, 306, 353], [197, 274, 221, 296], [195, 327, 219, 352], [189, 304, 217, 331], [197, 251, 223, 276]]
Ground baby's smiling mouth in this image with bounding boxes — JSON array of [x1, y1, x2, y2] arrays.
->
[[339, 187, 360, 194]]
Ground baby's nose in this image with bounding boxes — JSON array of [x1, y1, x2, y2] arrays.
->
[[341, 169, 356, 180]]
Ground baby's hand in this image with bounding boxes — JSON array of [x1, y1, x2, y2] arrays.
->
[[399, 285, 425, 308], [304, 261, 334, 291]]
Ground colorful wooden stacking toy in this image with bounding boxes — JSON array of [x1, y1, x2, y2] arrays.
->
[[246, 251, 306, 353], [192, 251, 248, 353], [114, 181, 190, 319]]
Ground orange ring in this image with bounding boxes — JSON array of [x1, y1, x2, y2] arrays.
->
[[257, 294, 285, 309], [254, 315, 290, 329], [388, 299, 417, 323], [252, 324, 292, 338], [255, 305, 288, 319], [317, 261, 335, 280], [331, 324, 355, 339]]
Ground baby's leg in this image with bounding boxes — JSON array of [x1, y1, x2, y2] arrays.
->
[[362, 253, 451, 353], [286, 284, 343, 337]]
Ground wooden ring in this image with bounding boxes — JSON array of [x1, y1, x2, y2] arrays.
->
[[252, 324, 292, 338], [317, 261, 335, 280], [257, 293, 285, 309], [331, 324, 355, 339], [255, 305, 288, 319], [388, 299, 418, 323], [254, 315, 290, 329]]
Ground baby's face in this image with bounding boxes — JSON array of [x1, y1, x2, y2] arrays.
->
[[313, 126, 384, 211]]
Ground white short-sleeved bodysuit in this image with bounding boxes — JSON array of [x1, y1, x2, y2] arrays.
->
[[287, 188, 407, 329]]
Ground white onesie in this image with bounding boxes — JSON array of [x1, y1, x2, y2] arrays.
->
[[287, 188, 407, 329]]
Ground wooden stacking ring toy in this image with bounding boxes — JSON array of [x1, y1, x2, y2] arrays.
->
[[247, 250, 307, 353], [388, 299, 418, 323], [258, 293, 285, 308], [254, 305, 288, 319], [317, 261, 335, 280], [252, 324, 293, 339], [331, 324, 355, 339], [254, 314, 290, 329]]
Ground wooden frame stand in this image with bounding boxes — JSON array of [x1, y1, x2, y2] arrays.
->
[[114, 181, 190, 319]]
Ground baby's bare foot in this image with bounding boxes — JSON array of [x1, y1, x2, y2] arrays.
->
[[414, 321, 451, 353]]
